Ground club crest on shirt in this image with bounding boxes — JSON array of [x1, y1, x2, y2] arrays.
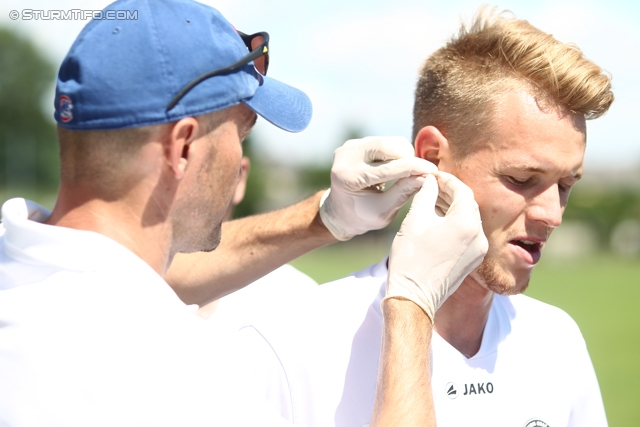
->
[[524, 420, 549, 427]]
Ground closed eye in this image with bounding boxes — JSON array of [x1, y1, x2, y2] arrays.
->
[[559, 181, 575, 194], [505, 176, 533, 186]]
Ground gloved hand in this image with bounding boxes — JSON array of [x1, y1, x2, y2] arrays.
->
[[319, 137, 437, 241], [385, 172, 488, 322]]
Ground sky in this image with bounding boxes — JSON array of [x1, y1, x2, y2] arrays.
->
[[2, 0, 639, 171]]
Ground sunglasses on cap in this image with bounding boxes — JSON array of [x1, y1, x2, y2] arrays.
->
[[166, 31, 270, 111]]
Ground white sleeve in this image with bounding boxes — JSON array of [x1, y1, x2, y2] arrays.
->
[[567, 335, 608, 427], [232, 324, 294, 423]]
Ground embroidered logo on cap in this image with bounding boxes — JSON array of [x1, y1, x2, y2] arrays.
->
[[59, 95, 73, 123]]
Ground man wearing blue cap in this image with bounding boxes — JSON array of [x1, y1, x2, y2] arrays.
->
[[0, 0, 487, 425]]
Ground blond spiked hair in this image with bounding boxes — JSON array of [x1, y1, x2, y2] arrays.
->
[[412, 6, 614, 160]]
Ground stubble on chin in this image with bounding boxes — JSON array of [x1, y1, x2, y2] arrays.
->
[[191, 221, 222, 253], [475, 256, 530, 296], [173, 215, 222, 255], [200, 227, 222, 253]]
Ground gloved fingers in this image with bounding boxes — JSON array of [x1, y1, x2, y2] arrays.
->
[[377, 175, 427, 210], [433, 181, 453, 207], [354, 136, 415, 163], [357, 157, 437, 188], [435, 195, 448, 216], [404, 174, 439, 221], [433, 171, 479, 216]]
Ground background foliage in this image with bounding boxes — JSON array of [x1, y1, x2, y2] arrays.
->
[[0, 27, 58, 202]]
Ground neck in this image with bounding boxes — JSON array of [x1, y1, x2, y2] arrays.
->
[[434, 276, 494, 358], [46, 186, 172, 276]]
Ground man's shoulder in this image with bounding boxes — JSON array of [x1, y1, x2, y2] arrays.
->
[[500, 293, 577, 320], [0, 268, 181, 328], [0, 269, 104, 307], [496, 293, 583, 341], [209, 265, 318, 335], [286, 258, 386, 312], [241, 259, 388, 345], [319, 258, 388, 298], [252, 264, 319, 289], [235, 261, 388, 419], [223, 264, 317, 304]]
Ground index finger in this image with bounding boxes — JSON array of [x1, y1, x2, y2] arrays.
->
[[432, 171, 479, 215], [357, 136, 415, 163], [360, 157, 437, 187]]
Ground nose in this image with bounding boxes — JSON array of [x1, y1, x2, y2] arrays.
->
[[526, 184, 564, 229]]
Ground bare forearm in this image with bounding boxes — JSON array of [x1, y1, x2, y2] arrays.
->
[[371, 298, 436, 427], [166, 191, 335, 306]]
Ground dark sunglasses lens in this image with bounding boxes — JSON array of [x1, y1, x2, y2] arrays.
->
[[250, 35, 268, 75]]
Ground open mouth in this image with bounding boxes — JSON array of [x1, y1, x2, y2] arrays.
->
[[511, 240, 541, 254], [509, 239, 543, 265]]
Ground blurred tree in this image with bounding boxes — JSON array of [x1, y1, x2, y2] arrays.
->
[[565, 186, 640, 248], [298, 125, 365, 193], [0, 27, 58, 199]]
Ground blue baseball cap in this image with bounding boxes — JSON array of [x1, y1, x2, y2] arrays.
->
[[54, 0, 312, 132]]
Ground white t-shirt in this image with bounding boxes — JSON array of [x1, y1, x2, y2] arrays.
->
[[236, 259, 608, 427], [204, 265, 317, 340], [0, 198, 289, 427]]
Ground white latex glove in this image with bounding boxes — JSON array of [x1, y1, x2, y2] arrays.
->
[[319, 137, 437, 241], [385, 172, 488, 322]]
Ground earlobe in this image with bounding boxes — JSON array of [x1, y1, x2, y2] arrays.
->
[[232, 157, 250, 205], [414, 126, 450, 166], [168, 117, 199, 179]]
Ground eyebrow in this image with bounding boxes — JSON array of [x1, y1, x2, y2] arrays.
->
[[509, 165, 582, 180]]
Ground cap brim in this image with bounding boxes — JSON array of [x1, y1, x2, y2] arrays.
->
[[242, 75, 312, 133]]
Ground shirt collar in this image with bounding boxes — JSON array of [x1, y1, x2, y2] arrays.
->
[[1, 198, 160, 280]]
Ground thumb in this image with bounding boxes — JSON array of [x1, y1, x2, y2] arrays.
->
[[377, 175, 426, 211], [406, 173, 439, 219], [434, 172, 478, 216]]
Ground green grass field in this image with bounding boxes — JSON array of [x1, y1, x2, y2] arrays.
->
[[527, 256, 640, 427], [291, 242, 640, 426]]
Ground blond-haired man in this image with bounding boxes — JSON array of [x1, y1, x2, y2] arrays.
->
[[232, 9, 613, 427]]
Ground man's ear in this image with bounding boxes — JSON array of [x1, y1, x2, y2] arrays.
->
[[232, 157, 250, 206], [414, 126, 451, 167], [167, 117, 200, 179]]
